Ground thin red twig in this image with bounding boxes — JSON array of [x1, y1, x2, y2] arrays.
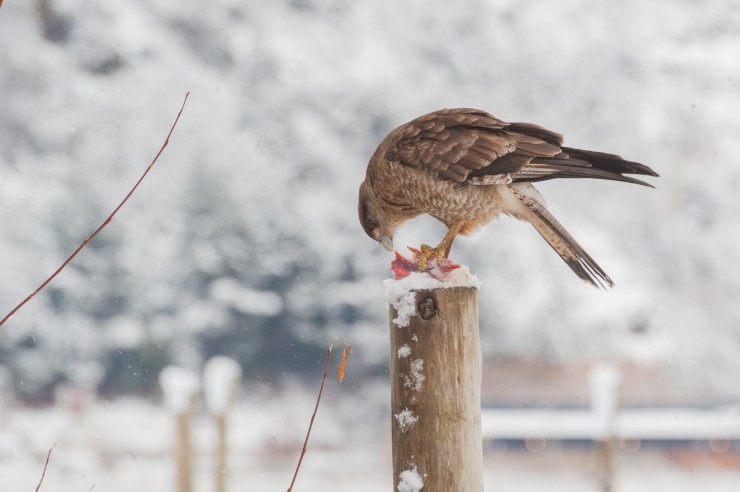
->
[[287, 340, 351, 492], [35, 443, 57, 492], [0, 92, 190, 328]]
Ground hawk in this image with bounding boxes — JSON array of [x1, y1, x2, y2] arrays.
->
[[358, 108, 658, 288]]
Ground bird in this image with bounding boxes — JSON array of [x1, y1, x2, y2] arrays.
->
[[358, 108, 658, 288]]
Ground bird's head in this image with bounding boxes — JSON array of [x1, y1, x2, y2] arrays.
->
[[358, 180, 395, 252]]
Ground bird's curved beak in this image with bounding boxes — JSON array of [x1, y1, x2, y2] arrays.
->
[[379, 234, 394, 252]]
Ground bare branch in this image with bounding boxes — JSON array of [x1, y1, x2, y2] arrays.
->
[[35, 443, 57, 492], [0, 92, 190, 328], [287, 340, 352, 492]]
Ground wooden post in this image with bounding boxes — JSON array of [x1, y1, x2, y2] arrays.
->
[[214, 414, 228, 492], [204, 356, 242, 492], [388, 286, 482, 492], [159, 366, 201, 492], [589, 364, 623, 492], [176, 403, 197, 492]]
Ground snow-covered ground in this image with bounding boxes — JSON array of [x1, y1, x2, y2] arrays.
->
[[2, 392, 740, 492]]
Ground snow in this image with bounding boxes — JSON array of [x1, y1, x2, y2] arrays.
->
[[385, 268, 481, 296], [397, 345, 411, 359], [394, 408, 419, 433], [2, 392, 740, 491], [1, 1, 740, 488], [203, 356, 242, 416], [0, 0, 738, 401], [105, 316, 145, 350], [386, 287, 417, 328], [209, 278, 284, 317], [589, 363, 623, 437], [403, 359, 425, 392], [158, 366, 200, 413], [397, 466, 424, 492], [384, 268, 481, 327]]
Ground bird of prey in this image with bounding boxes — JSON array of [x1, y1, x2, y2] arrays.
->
[[358, 108, 658, 288]]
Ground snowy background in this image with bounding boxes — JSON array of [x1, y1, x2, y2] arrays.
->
[[1, 0, 740, 490]]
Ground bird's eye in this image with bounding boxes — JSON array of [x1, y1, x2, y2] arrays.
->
[[362, 202, 380, 231], [360, 201, 380, 236]]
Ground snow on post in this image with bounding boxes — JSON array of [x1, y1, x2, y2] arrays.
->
[[204, 356, 242, 492], [385, 268, 483, 492], [589, 363, 623, 437], [159, 366, 200, 492], [159, 366, 201, 414], [204, 356, 242, 417], [397, 466, 424, 492]]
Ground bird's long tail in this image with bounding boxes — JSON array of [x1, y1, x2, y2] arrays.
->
[[510, 187, 614, 289]]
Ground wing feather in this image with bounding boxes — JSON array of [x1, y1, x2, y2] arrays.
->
[[383, 108, 658, 186]]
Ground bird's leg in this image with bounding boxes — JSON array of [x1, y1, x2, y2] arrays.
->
[[419, 222, 464, 270]]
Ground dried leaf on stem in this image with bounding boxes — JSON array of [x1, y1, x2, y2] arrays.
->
[[337, 345, 352, 382], [287, 340, 352, 492]]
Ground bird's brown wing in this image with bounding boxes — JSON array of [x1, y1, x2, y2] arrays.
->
[[384, 108, 658, 186], [384, 108, 562, 183]]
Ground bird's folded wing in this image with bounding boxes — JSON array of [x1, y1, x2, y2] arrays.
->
[[383, 108, 657, 187]]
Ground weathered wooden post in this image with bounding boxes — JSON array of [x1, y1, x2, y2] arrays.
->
[[159, 366, 201, 492], [386, 272, 483, 492], [589, 363, 623, 492], [204, 356, 242, 492]]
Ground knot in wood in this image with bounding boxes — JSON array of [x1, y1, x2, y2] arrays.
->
[[417, 296, 437, 320]]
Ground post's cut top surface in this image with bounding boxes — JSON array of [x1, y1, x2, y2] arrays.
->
[[384, 267, 480, 328], [384, 266, 481, 293]]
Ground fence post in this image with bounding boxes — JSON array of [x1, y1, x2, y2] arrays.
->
[[204, 356, 242, 492], [589, 363, 623, 492], [387, 283, 482, 492], [159, 366, 201, 492]]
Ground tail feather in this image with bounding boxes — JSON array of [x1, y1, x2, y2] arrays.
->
[[561, 147, 659, 178], [511, 188, 614, 289], [511, 147, 659, 188]]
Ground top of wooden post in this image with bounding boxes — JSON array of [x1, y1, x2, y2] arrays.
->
[[204, 356, 242, 417], [159, 366, 200, 414], [384, 266, 481, 328]]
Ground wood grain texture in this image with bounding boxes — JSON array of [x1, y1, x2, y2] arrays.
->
[[389, 287, 482, 492]]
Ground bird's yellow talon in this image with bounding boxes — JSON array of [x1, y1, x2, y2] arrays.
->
[[418, 244, 445, 270]]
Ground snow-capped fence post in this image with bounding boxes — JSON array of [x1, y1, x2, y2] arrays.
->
[[159, 366, 201, 492], [204, 356, 243, 492], [589, 364, 623, 492], [386, 272, 483, 492]]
